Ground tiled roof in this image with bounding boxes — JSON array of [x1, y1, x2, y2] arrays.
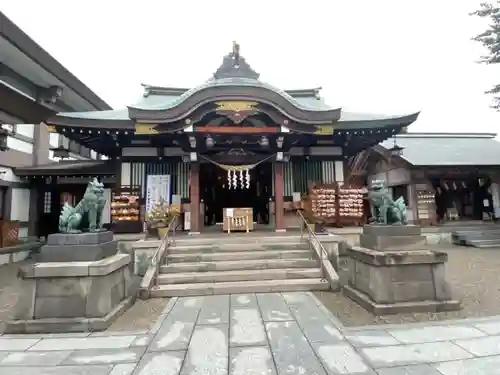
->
[[380, 133, 500, 166]]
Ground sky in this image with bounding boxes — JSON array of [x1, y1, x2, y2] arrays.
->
[[1, 0, 500, 133]]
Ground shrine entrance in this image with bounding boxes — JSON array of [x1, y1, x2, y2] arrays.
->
[[200, 162, 272, 227]]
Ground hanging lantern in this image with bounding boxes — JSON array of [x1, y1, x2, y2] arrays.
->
[[0, 128, 8, 151], [206, 135, 214, 148], [50, 146, 70, 159], [258, 136, 269, 147], [388, 137, 404, 157]]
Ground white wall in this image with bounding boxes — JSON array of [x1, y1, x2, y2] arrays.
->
[[10, 188, 30, 222]]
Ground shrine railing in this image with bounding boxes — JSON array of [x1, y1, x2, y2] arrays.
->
[[140, 216, 178, 297], [296, 210, 327, 279]]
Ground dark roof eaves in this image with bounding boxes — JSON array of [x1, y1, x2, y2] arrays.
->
[[0, 12, 111, 111]]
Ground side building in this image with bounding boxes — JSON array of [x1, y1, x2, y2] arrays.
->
[[349, 133, 500, 224], [0, 11, 111, 238], [19, 45, 418, 236]]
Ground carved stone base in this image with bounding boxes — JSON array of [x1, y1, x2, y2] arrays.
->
[[37, 231, 117, 262], [344, 245, 461, 315], [360, 225, 427, 251], [9, 254, 137, 333]]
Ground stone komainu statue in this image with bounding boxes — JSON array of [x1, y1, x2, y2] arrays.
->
[[368, 181, 407, 225], [59, 178, 106, 233]]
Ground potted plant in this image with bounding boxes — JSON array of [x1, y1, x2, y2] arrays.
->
[[146, 199, 178, 239]]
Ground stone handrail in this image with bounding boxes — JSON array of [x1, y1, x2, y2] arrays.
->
[[296, 211, 340, 291], [139, 216, 177, 299]]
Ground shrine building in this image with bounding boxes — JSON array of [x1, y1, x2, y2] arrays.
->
[[22, 44, 419, 235]]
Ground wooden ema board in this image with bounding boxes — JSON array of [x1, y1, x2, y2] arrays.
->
[[223, 207, 254, 232], [303, 183, 364, 227]]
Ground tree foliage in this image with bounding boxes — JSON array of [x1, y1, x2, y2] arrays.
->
[[471, 2, 500, 109]]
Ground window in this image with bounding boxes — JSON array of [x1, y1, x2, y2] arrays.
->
[[7, 136, 33, 154], [44, 192, 51, 213], [392, 185, 409, 205], [15, 124, 34, 138]]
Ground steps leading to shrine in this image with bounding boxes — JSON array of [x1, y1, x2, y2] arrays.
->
[[149, 235, 328, 297], [452, 226, 500, 248]]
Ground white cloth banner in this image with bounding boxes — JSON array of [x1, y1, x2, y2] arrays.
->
[[146, 174, 171, 213]]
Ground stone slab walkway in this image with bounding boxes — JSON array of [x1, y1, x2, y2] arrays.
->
[[1, 292, 500, 373]]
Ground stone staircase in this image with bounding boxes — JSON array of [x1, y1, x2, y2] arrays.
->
[[149, 235, 329, 297], [451, 225, 500, 248]]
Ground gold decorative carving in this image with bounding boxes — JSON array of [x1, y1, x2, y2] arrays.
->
[[46, 125, 57, 133], [314, 125, 335, 135], [215, 101, 258, 112], [135, 123, 159, 134]]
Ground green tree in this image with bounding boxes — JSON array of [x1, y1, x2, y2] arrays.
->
[[471, 2, 500, 109]]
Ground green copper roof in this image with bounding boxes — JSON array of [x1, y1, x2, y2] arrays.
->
[[128, 77, 335, 112], [380, 133, 500, 166]]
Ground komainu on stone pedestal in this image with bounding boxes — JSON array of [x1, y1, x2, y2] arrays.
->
[[58, 178, 106, 233], [368, 181, 407, 225], [345, 225, 461, 314]]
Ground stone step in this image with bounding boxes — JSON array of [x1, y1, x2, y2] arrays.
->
[[149, 278, 329, 297], [157, 268, 322, 284], [172, 235, 304, 247], [468, 239, 500, 247], [169, 242, 310, 254], [166, 249, 312, 263], [160, 258, 319, 273]]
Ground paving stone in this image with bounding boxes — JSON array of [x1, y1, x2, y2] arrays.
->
[[181, 324, 228, 375], [131, 351, 185, 375], [198, 295, 230, 325], [298, 319, 344, 344], [28, 336, 137, 351], [168, 296, 204, 323], [63, 347, 145, 365], [266, 321, 309, 353], [434, 355, 500, 375], [272, 345, 327, 375], [149, 320, 195, 352], [0, 365, 113, 375], [131, 335, 153, 347], [0, 338, 40, 351], [345, 330, 400, 348], [473, 321, 500, 335], [361, 342, 473, 368], [312, 342, 375, 374], [231, 294, 257, 308], [0, 351, 71, 366], [281, 292, 313, 306], [454, 335, 500, 356], [229, 346, 277, 375], [376, 364, 443, 375], [109, 363, 137, 375], [230, 307, 266, 347], [288, 303, 327, 324], [387, 325, 485, 344], [256, 293, 293, 322]]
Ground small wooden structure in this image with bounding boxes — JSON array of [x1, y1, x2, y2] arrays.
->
[[223, 207, 253, 233]]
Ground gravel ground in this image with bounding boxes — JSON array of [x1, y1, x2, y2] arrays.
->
[[107, 298, 168, 331], [315, 244, 500, 326]]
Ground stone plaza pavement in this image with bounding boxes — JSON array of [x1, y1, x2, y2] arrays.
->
[[1, 293, 500, 374]]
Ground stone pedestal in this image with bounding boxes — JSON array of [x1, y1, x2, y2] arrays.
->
[[360, 225, 427, 251], [343, 246, 461, 314], [6, 241, 136, 333], [34, 231, 118, 262]]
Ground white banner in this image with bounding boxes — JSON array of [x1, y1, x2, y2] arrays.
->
[[146, 174, 171, 213]]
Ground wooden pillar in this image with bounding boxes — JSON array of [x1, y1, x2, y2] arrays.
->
[[189, 163, 200, 234], [274, 162, 285, 232]]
